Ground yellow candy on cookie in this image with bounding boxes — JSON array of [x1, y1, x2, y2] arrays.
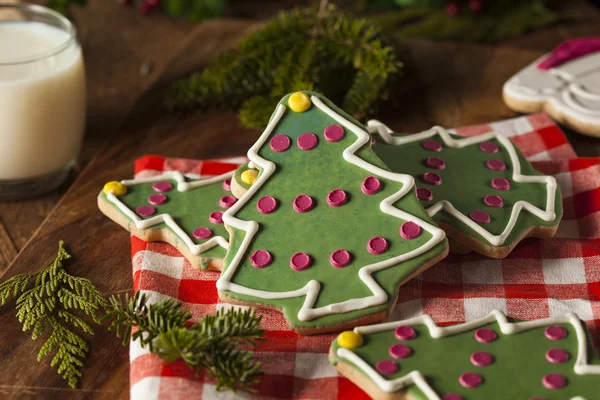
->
[[103, 181, 127, 196], [288, 92, 311, 113], [337, 331, 363, 349], [241, 169, 259, 185]]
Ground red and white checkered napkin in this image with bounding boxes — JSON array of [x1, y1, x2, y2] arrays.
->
[[128, 113, 600, 400]]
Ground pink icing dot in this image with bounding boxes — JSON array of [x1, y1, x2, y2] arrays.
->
[[484, 195, 503, 208], [400, 221, 421, 240], [152, 181, 173, 192], [542, 374, 567, 389], [136, 205, 156, 217], [479, 141, 499, 153], [443, 394, 464, 400], [470, 210, 491, 224], [222, 178, 231, 192], [324, 124, 345, 142], [192, 227, 212, 240], [290, 252, 312, 271], [367, 237, 388, 255], [474, 328, 497, 343], [389, 344, 412, 359], [459, 372, 483, 388], [219, 195, 237, 209], [330, 250, 351, 268], [491, 177, 511, 191], [270, 134, 291, 152], [293, 195, 314, 213], [470, 352, 494, 367], [426, 157, 446, 170], [375, 360, 398, 375], [422, 139, 443, 152], [546, 349, 570, 364], [486, 159, 506, 171], [209, 211, 223, 224], [327, 189, 348, 207], [423, 172, 442, 186], [148, 194, 167, 205], [545, 326, 568, 340], [361, 176, 382, 195], [395, 326, 416, 340], [250, 250, 272, 268], [257, 196, 278, 214], [417, 187, 433, 201], [297, 132, 318, 150]]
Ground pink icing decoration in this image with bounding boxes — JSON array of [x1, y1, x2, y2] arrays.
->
[[400, 221, 421, 240], [327, 189, 347, 207], [546, 349, 570, 364], [148, 194, 167, 205], [491, 177, 511, 191], [426, 157, 446, 170], [361, 176, 382, 195], [290, 252, 312, 271], [293, 195, 315, 213], [152, 181, 173, 192], [486, 159, 506, 171], [542, 374, 567, 389], [222, 178, 231, 192], [257, 196, 278, 214], [442, 395, 464, 400], [209, 211, 223, 224], [459, 372, 483, 388], [474, 328, 497, 343], [422, 139, 443, 152], [394, 326, 416, 340], [270, 134, 291, 152], [423, 172, 442, 186], [479, 141, 499, 153], [537, 38, 600, 70], [330, 250, 351, 268], [219, 195, 237, 209], [324, 124, 345, 142], [297, 132, 318, 150], [136, 206, 156, 217], [375, 360, 398, 375], [470, 352, 494, 367], [484, 195, 503, 208], [367, 237, 388, 255], [470, 210, 491, 224], [192, 227, 212, 240], [545, 326, 568, 340], [250, 250, 272, 268], [389, 344, 412, 359], [417, 187, 433, 201]]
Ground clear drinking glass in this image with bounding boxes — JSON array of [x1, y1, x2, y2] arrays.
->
[[0, 3, 86, 201]]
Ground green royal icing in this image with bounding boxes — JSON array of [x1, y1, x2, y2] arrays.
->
[[221, 92, 448, 330], [330, 313, 600, 400]]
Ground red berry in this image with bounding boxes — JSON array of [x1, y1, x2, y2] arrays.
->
[[146, 0, 160, 5], [469, 0, 483, 13], [140, 3, 154, 14], [119, 0, 133, 5], [446, 3, 460, 17]]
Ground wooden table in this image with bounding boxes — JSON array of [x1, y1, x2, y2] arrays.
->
[[0, 0, 599, 398]]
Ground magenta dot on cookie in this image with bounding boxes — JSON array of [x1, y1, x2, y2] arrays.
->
[[148, 194, 167, 205], [484, 195, 503, 208], [375, 360, 398, 375], [327, 189, 347, 207], [542, 374, 567, 389], [545, 326, 567, 340], [491, 177, 511, 191], [479, 141, 499, 153], [222, 178, 231, 192], [423, 172, 442, 186], [324, 124, 345, 142], [209, 211, 223, 224], [426, 157, 446, 170], [470, 210, 491, 224], [417, 187, 434, 201], [257, 195, 278, 214], [422, 139, 442, 152], [367, 237, 388, 255], [219, 195, 236, 209], [250, 250, 273, 268], [474, 328, 497, 343], [470, 351, 494, 367], [389, 344, 412, 359], [400, 221, 421, 239], [361, 176, 382, 195], [459, 372, 483, 388], [293, 195, 314, 213], [152, 181, 173, 192], [193, 227, 212, 240], [394, 326, 416, 340], [330, 249, 351, 268], [486, 159, 506, 171], [290, 252, 312, 271], [546, 349, 570, 364], [270, 134, 291, 152], [297, 132, 318, 150], [136, 205, 156, 217]]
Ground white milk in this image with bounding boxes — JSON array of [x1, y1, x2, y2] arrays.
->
[[0, 22, 85, 180]]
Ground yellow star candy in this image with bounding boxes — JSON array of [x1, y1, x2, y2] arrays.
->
[[241, 169, 259, 185], [288, 92, 311, 113], [103, 181, 127, 196], [337, 331, 363, 349]]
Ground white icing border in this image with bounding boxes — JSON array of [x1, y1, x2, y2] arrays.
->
[[337, 309, 600, 399], [217, 95, 446, 322], [366, 120, 558, 247], [105, 171, 233, 255]]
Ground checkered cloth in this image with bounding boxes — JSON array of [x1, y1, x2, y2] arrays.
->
[[128, 113, 599, 400]]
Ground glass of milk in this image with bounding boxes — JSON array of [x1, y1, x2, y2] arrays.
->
[[0, 3, 85, 201]]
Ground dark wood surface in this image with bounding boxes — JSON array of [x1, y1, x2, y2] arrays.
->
[[1, 1, 600, 398]]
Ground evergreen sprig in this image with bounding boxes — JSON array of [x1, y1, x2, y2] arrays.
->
[[166, 0, 403, 129], [103, 292, 265, 391], [0, 241, 106, 388]]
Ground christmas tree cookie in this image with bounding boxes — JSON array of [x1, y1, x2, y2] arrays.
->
[[219, 91, 448, 334], [367, 120, 562, 258], [330, 310, 600, 400], [98, 171, 236, 270]]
